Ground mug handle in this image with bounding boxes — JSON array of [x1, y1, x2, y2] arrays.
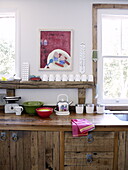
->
[[20, 106, 23, 111]]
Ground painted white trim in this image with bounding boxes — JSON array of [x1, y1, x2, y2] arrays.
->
[[15, 9, 20, 77]]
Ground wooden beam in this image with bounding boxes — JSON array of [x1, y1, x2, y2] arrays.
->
[[19, 81, 94, 89], [6, 89, 15, 96], [78, 88, 85, 104]]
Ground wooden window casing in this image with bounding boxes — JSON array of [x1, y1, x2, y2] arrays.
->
[[92, 4, 128, 110]]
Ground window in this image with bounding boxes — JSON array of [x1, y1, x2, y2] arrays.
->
[[0, 12, 16, 76], [96, 6, 128, 105]]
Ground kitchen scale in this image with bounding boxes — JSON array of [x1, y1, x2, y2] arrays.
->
[[3, 96, 21, 113]]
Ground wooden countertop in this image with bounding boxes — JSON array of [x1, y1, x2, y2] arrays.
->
[[0, 111, 128, 131]]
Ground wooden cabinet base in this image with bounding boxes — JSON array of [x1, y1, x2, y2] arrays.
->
[[0, 129, 128, 169], [0, 131, 60, 170]]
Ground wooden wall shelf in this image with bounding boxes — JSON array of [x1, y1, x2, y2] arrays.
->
[[0, 81, 94, 89], [0, 81, 95, 104]]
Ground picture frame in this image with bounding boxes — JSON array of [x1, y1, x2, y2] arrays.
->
[[39, 29, 73, 71]]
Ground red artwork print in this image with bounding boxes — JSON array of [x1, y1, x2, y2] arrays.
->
[[39, 30, 72, 70]]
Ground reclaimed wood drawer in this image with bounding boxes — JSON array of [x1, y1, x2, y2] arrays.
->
[[64, 131, 115, 170], [65, 131, 115, 152], [64, 151, 113, 170]]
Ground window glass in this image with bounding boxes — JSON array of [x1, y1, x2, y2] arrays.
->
[[103, 58, 128, 99], [98, 9, 128, 104], [102, 14, 128, 56], [0, 12, 15, 75]]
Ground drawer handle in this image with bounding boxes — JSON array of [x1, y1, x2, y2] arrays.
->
[[12, 133, 18, 142], [0, 132, 6, 141], [86, 154, 93, 163], [87, 134, 94, 143]]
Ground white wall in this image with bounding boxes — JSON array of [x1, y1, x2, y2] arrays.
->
[[0, 0, 128, 105]]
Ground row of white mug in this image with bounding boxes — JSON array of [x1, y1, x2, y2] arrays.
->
[[76, 104, 105, 114], [41, 74, 93, 82]]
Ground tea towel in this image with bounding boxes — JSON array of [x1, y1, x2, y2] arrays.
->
[[71, 119, 95, 137]]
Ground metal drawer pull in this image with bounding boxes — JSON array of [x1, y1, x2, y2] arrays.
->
[[87, 134, 94, 143], [0, 132, 6, 141], [86, 154, 93, 163], [12, 133, 18, 142]]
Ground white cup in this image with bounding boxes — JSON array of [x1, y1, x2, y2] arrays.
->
[[49, 74, 54, 81], [55, 74, 61, 81], [75, 104, 84, 114], [69, 74, 74, 81], [81, 74, 87, 81], [62, 74, 68, 81], [88, 75, 93, 82], [75, 74, 81, 81], [14, 106, 23, 116], [86, 104, 94, 114], [96, 104, 105, 114], [43, 74, 48, 81]]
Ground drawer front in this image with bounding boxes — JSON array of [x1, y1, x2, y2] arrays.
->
[[65, 131, 115, 152], [64, 152, 113, 170]]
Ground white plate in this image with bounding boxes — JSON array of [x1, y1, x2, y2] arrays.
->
[[54, 109, 70, 115], [45, 49, 71, 70]]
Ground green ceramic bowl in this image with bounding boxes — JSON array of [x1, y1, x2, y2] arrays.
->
[[22, 101, 44, 115]]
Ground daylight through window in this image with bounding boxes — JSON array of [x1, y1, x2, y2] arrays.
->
[[98, 9, 128, 104], [0, 12, 15, 75]]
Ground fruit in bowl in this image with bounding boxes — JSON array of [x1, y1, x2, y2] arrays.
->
[[22, 101, 44, 115], [36, 107, 53, 118]]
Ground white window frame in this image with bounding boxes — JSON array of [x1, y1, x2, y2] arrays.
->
[[0, 9, 20, 76], [97, 9, 128, 105]]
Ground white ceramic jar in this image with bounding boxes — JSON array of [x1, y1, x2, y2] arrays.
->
[[49, 74, 55, 81], [88, 75, 93, 82], [81, 74, 87, 81], [75, 104, 84, 114], [75, 74, 81, 81], [86, 104, 94, 114], [55, 74, 61, 81], [96, 104, 105, 114], [42, 74, 48, 81], [68, 74, 74, 81], [62, 74, 68, 81]]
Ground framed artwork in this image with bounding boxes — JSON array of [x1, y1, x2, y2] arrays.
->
[[39, 29, 72, 70]]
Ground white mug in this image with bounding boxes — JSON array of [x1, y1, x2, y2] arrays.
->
[[69, 74, 74, 81], [55, 74, 61, 81], [88, 75, 93, 82], [96, 104, 105, 114], [43, 74, 48, 81], [49, 74, 54, 81], [62, 74, 68, 81], [75, 74, 81, 81], [86, 104, 94, 114], [81, 74, 87, 81], [14, 106, 23, 116], [75, 104, 84, 114]]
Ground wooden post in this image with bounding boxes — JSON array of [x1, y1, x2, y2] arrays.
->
[[113, 132, 118, 170], [118, 131, 126, 170], [78, 88, 85, 104], [6, 89, 15, 96], [60, 131, 64, 170]]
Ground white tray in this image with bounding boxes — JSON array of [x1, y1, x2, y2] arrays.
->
[[54, 109, 70, 115]]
